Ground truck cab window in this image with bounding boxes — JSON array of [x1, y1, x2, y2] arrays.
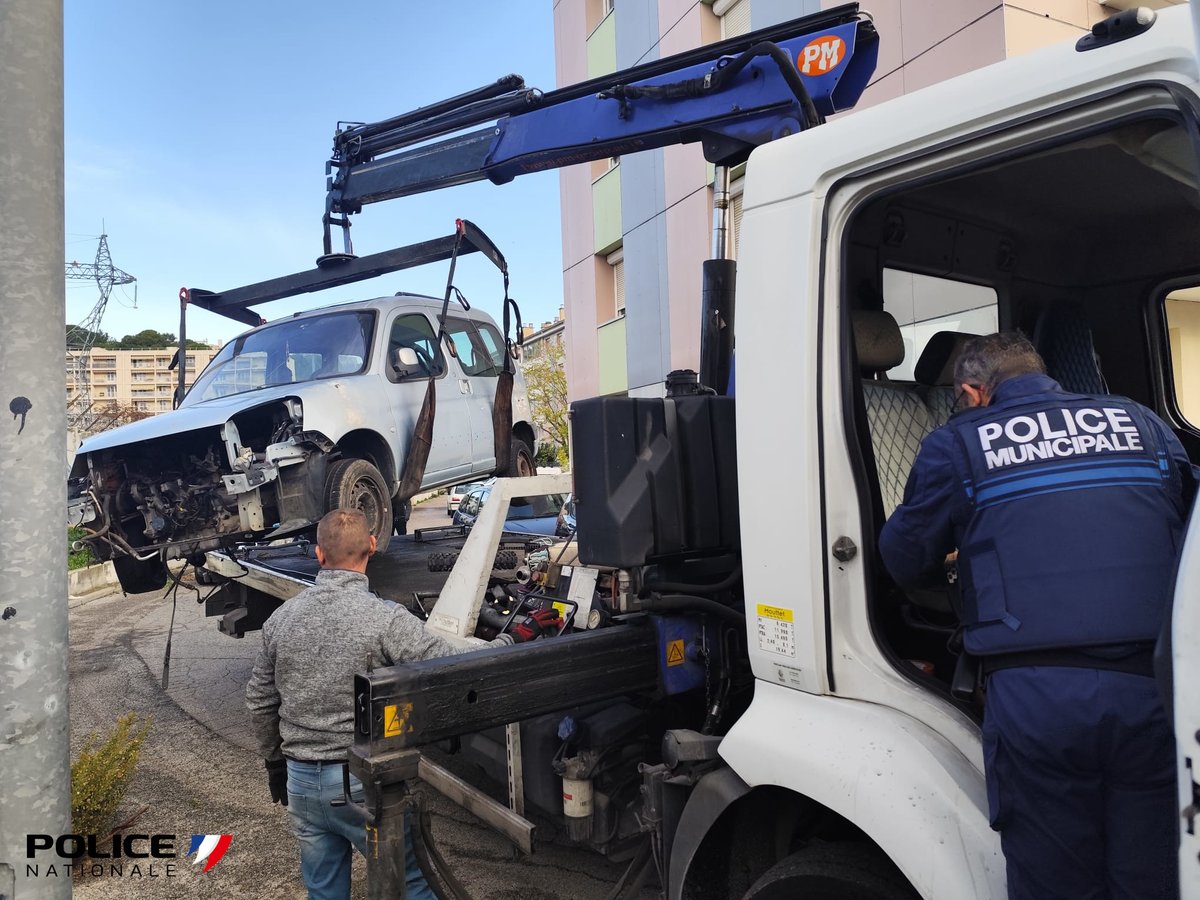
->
[[882, 270, 997, 382], [1165, 286, 1200, 427]]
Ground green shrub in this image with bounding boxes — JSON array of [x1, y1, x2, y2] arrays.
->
[[67, 527, 94, 571], [71, 713, 152, 838]]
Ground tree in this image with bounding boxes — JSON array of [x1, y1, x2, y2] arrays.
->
[[65, 324, 111, 349], [110, 329, 209, 350], [521, 339, 570, 466]]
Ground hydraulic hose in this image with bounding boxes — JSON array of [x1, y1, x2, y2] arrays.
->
[[639, 563, 742, 598], [642, 594, 746, 627]]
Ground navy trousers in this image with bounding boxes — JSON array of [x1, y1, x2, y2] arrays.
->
[[983, 666, 1178, 900]]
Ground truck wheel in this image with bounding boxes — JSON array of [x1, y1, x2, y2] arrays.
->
[[326, 458, 393, 554], [112, 554, 168, 594], [510, 437, 535, 478], [742, 843, 917, 900]]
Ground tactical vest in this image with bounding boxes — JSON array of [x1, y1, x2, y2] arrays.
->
[[947, 389, 1184, 655]]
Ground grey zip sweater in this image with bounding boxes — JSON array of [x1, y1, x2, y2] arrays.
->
[[246, 568, 511, 762]]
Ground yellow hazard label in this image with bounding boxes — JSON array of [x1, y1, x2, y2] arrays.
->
[[756, 604, 794, 623], [666, 639, 686, 667], [383, 702, 413, 738], [552, 601, 570, 620]]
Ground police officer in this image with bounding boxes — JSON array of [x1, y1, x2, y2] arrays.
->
[[880, 333, 1196, 900], [246, 508, 559, 900]]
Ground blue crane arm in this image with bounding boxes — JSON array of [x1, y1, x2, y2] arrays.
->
[[326, 4, 878, 220]]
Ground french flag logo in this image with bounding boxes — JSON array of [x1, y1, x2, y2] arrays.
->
[[189, 834, 233, 872]]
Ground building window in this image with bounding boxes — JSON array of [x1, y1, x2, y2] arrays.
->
[[715, 0, 751, 39], [608, 247, 625, 319]]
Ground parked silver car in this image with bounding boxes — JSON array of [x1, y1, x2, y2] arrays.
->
[[70, 294, 537, 592]]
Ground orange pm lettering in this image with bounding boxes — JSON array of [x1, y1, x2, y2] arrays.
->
[[798, 35, 845, 75]]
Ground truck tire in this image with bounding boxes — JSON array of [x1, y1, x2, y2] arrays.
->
[[427, 549, 518, 573], [742, 843, 917, 900], [325, 458, 393, 554], [510, 436, 536, 478], [112, 554, 168, 594]]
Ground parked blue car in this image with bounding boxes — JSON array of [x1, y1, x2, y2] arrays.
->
[[452, 483, 566, 536]]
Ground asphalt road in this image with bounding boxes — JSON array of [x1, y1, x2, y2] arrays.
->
[[67, 497, 655, 899]]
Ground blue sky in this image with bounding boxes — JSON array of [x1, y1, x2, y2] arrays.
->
[[65, 1, 564, 347]]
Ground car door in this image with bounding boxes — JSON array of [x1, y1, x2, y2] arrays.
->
[[443, 316, 508, 476], [383, 310, 474, 485]]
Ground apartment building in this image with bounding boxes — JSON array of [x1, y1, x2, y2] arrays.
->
[[67, 346, 218, 417], [552, 0, 1190, 401]]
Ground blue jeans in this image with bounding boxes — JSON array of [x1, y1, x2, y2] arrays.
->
[[285, 759, 435, 900]]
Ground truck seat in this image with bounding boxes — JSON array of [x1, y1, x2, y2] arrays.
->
[[854, 310, 931, 518], [914, 331, 979, 428], [1033, 303, 1107, 394]]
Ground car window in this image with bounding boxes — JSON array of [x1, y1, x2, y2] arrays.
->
[[185, 311, 374, 404], [387, 313, 444, 382], [445, 318, 506, 377], [508, 493, 566, 520]]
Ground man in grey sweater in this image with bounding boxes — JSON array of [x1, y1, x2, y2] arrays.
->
[[246, 508, 558, 900]]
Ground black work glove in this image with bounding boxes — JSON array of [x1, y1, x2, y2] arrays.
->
[[511, 608, 562, 643], [266, 758, 288, 806]]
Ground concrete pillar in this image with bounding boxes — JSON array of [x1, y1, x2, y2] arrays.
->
[[0, 1, 71, 897]]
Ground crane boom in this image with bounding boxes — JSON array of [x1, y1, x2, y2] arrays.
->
[[324, 4, 877, 250]]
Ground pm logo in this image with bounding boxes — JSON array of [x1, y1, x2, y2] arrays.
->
[[189, 834, 232, 872], [798, 35, 846, 75]]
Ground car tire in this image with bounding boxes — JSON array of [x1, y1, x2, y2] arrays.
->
[[742, 843, 916, 900], [113, 554, 168, 594], [510, 437, 536, 479], [325, 458, 393, 554]]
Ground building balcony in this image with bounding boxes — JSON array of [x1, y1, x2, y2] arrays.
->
[[597, 316, 628, 395]]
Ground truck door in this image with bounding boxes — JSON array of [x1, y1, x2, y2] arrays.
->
[[383, 311, 474, 484], [443, 316, 509, 477], [1175, 512, 1200, 899]]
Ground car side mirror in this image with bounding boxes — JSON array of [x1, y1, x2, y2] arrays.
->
[[391, 346, 422, 378]]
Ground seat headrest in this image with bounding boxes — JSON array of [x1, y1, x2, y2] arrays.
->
[[915, 331, 979, 386], [1033, 303, 1106, 395], [852, 310, 905, 373]]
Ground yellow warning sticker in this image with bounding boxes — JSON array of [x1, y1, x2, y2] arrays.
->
[[666, 639, 686, 667], [383, 702, 413, 738], [756, 604, 794, 623]]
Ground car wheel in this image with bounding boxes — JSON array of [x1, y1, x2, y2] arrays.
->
[[325, 458, 393, 554], [742, 843, 916, 900], [112, 554, 168, 594], [510, 437, 536, 478]]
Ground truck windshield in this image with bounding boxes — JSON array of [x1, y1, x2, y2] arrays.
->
[[184, 311, 375, 404]]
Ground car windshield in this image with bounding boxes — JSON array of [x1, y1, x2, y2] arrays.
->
[[184, 311, 374, 404]]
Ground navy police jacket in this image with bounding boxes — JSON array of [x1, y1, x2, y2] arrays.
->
[[880, 373, 1197, 656]]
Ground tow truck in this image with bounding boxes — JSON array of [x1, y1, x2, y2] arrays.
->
[[197, 5, 1200, 897]]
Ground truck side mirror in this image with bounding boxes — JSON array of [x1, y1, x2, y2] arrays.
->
[[391, 346, 422, 378]]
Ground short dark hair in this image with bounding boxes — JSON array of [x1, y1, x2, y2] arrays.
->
[[954, 332, 1046, 393], [316, 508, 372, 567]]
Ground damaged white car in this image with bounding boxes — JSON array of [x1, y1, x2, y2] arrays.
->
[[69, 294, 537, 593]]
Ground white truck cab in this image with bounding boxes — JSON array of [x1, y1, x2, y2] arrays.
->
[[725, 6, 1200, 895]]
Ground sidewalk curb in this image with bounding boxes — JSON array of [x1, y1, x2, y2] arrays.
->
[[68, 558, 188, 605]]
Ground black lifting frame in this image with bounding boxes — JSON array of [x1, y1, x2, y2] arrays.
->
[[343, 624, 660, 899]]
